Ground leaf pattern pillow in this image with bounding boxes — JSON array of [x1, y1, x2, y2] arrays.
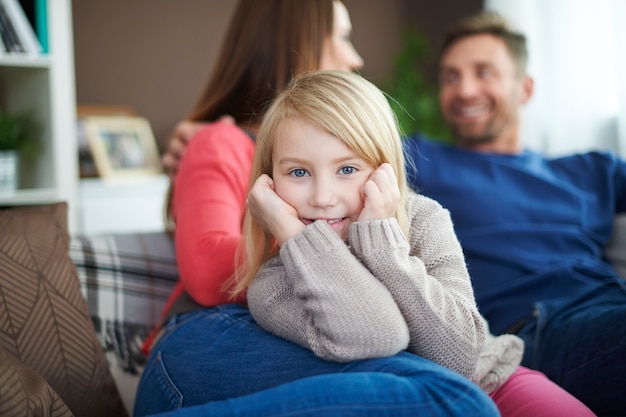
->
[[0, 343, 72, 417], [0, 203, 128, 417]]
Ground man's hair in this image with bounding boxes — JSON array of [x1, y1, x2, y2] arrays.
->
[[439, 10, 528, 76]]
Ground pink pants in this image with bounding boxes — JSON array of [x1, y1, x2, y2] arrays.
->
[[490, 366, 595, 417]]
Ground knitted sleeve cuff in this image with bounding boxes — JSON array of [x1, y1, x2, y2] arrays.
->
[[280, 220, 348, 270], [348, 218, 408, 257]]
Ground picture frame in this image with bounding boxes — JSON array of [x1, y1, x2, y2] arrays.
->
[[83, 115, 162, 179], [76, 105, 138, 178]]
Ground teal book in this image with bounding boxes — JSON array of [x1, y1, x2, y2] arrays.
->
[[17, 0, 46, 53], [34, 0, 46, 53]]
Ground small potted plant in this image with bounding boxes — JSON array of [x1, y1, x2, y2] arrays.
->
[[0, 109, 40, 193]]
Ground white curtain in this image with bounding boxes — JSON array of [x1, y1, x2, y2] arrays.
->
[[484, 0, 626, 157]]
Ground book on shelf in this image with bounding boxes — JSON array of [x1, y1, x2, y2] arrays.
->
[[0, 0, 41, 55], [18, 0, 47, 53], [0, 0, 26, 54], [35, 0, 47, 53]]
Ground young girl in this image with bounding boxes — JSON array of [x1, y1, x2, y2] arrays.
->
[[239, 70, 596, 417], [239, 69, 486, 378]]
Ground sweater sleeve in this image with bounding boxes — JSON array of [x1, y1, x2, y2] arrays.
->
[[348, 193, 485, 379], [172, 122, 254, 306], [247, 220, 410, 362], [471, 318, 523, 394]]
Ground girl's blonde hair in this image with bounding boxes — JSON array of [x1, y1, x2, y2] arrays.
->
[[233, 70, 410, 295]]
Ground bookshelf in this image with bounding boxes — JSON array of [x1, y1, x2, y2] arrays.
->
[[0, 0, 78, 232]]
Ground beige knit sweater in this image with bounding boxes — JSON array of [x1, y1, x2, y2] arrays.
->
[[248, 192, 522, 393]]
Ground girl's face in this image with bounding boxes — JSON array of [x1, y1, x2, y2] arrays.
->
[[319, 1, 364, 71], [272, 117, 374, 242]]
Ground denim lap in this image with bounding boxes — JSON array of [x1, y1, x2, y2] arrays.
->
[[134, 304, 498, 417], [517, 283, 626, 415]]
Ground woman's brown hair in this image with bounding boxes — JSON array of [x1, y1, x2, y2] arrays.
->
[[165, 0, 343, 231], [188, 0, 341, 126]]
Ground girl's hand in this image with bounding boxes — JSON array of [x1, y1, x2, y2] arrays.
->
[[247, 174, 306, 246], [358, 163, 401, 222]]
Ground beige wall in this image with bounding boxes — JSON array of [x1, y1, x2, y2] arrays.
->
[[73, 1, 480, 152]]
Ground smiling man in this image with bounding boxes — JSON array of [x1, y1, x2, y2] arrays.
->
[[438, 28, 532, 154], [403, 10, 626, 416]]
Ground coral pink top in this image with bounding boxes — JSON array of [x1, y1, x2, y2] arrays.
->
[[163, 121, 255, 316]]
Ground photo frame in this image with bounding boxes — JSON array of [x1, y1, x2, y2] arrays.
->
[[83, 115, 162, 179]]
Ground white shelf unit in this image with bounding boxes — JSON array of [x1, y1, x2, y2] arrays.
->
[[0, 0, 78, 232], [78, 174, 169, 235]]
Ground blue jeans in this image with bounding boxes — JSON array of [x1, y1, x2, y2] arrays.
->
[[517, 282, 626, 416], [134, 304, 497, 417]]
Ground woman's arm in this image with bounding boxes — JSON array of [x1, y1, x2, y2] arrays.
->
[[248, 220, 410, 362], [349, 193, 485, 379], [174, 122, 255, 306]]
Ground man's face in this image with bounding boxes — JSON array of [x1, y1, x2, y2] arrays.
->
[[439, 34, 531, 149]]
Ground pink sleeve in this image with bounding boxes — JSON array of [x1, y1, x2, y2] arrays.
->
[[172, 122, 255, 306]]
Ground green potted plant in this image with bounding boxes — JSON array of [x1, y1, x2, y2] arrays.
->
[[382, 27, 451, 142], [0, 109, 40, 193]]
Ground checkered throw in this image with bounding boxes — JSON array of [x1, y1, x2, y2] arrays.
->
[[69, 232, 178, 374]]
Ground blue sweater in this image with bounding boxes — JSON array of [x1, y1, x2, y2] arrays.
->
[[403, 135, 626, 334]]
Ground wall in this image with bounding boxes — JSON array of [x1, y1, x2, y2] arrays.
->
[[73, 0, 481, 153], [405, 0, 483, 83]]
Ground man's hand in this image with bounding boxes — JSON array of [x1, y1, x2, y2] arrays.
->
[[247, 174, 305, 246], [358, 163, 401, 222], [162, 116, 235, 181]]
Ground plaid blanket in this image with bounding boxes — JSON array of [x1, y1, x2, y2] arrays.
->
[[69, 232, 178, 374]]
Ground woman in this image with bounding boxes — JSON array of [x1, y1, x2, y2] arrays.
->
[[134, 1, 497, 416]]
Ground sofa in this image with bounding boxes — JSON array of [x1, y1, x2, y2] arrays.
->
[[0, 202, 625, 417]]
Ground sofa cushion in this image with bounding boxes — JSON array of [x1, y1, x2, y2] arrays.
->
[[0, 203, 128, 417], [606, 213, 626, 279]]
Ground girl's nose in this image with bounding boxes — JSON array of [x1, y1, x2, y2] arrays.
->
[[309, 179, 337, 208]]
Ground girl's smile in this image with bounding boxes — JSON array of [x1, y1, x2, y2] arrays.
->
[[301, 217, 349, 233]]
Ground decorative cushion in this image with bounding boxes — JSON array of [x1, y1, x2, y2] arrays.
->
[[0, 203, 128, 417], [69, 231, 178, 374], [606, 213, 626, 279], [0, 343, 72, 417]]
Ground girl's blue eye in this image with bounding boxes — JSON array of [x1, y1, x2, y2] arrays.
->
[[340, 166, 356, 175], [291, 169, 308, 177]]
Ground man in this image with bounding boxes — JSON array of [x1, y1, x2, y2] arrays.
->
[[402, 10, 626, 416]]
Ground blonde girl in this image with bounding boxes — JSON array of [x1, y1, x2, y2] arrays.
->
[[241, 70, 595, 417], [240, 69, 486, 376]]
